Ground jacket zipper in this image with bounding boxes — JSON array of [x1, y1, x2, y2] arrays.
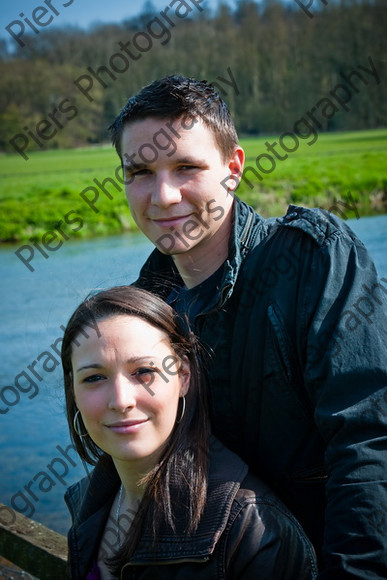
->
[[120, 556, 210, 577], [239, 209, 254, 249]]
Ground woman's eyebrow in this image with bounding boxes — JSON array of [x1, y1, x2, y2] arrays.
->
[[75, 356, 159, 373], [75, 363, 103, 372]]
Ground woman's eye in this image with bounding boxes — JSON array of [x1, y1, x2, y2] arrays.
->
[[133, 367, 157, 384], [134, 367, 156, 376], [83, 374, 105, 383]]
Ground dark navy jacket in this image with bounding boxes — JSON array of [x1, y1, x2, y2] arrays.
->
[[135, 198, 387, 578]]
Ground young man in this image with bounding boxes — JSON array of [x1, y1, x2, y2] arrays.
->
[[109, 76, 387, 578]]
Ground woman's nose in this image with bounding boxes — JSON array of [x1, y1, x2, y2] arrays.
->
[[108, 375, 136, 411]]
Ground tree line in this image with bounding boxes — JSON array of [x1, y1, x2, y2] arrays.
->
[[1, 0, 386, 154]]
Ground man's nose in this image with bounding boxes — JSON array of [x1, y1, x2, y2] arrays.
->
[[152, 171, 182, 207]]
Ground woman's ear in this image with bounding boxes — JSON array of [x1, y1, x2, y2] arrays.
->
[[179, 357, 191, 397]]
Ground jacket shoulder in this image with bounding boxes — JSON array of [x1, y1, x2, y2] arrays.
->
[[274, 204, 360, 248], [224, 472, 318, 578]]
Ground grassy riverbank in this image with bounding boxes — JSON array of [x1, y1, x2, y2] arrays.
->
[[0, 129, 386, 243]]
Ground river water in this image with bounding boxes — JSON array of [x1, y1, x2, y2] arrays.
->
[[0, 215, 386, 535]]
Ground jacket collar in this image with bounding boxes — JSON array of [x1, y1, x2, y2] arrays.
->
[[66, 441, 248, 568], [128, 441, 248, 565], [65, 459, 121, 577], [136, 197, 270, 312]]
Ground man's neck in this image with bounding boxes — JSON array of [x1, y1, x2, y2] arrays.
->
[[174, 255, 223, 289], [173, 210, 233, 289]]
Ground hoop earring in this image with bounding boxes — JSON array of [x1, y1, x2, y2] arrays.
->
[[73, 409, 88, 437], [176, 396, 186, 424]]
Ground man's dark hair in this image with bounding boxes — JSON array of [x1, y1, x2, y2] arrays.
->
[[109, 75, 239, 162]]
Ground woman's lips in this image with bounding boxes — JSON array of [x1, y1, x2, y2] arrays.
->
[[106, 419, 149, 434]]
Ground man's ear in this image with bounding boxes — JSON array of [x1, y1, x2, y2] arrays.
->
[[179, 357, 191, 397], [225, 146, 245, 193]]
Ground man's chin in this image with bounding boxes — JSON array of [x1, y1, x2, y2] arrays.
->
[[155, 243, 192, 256]]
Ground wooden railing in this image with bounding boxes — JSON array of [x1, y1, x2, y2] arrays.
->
[[0, 503, 68, 579]]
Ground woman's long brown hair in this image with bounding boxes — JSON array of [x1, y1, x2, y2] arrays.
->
[[61, 285, 210, 575]]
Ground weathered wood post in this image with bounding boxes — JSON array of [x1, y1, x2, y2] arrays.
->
[[0, 503, 68, 579]]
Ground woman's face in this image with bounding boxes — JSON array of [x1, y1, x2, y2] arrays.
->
[[71, 314, 190, 472]]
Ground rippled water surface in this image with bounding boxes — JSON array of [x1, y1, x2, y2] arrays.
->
[[0, 215, 385, 534]]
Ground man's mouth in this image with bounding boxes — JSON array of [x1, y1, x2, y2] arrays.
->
[[151, 215, 192, 228]]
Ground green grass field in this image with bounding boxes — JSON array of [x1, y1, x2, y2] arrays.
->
[[0, 129, 386, 243]]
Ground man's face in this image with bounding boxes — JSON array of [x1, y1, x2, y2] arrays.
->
[[120, 117, 244, 261]]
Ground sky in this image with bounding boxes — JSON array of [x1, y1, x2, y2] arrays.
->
[[0, 0, 219, 42], [0, 0, 296, 44]]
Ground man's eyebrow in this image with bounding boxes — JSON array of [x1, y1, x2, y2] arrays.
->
[[174, 156, 207, 165], [123, 161, 147, 171], [123, 156, 208, 171]]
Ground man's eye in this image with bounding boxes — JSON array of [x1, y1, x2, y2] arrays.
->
[[179, 165, 198, 171], [130, 168, 151, 178]]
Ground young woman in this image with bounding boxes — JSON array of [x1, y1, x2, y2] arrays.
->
[[62, 286, 317, 579]]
